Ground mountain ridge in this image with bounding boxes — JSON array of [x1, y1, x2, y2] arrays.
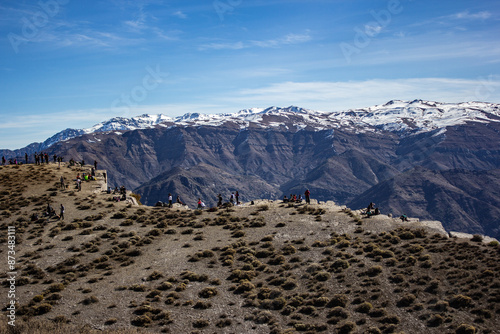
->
[[2, 100, 500, 156]]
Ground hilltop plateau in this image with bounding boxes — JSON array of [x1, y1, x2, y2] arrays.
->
[[0, 163, 499, 333]]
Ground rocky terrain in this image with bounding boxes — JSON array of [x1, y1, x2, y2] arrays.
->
[[1, 163, 499, 333]]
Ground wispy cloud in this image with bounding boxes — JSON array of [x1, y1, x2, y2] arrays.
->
[[172, 10, 187, 19], [199, 32, 312, 50], [449, 10, 492, 20], [218, 77, 500, 111]]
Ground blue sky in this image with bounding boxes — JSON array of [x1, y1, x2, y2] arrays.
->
[[1, 0, 499, 149]]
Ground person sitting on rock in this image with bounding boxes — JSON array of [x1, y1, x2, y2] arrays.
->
[[177, 195, 185, 205]]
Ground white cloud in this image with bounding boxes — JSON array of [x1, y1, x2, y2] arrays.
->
[[451, 10, 492, 20], [199, 41, 245, 50], [217, 78, 500, 111], [199, 32, 311, 50], [364, 24, 382, 37], [172, 10, 187, 19]]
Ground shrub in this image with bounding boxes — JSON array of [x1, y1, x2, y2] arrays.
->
[[331, 259, 350, 271], [198, 287, 218, 298], [282, 279, 298, 290], [157, 281, 173, 290], [327, 306, 349, 319], [355, 302, 373, 313], [369, 308, 387, 318], [81, 295, 99, 305], [131, 315, 152, 327], [314, 271, 331, 281], [366, 265, 383, 277], [234, 280, 255, 294], [471, 234, 483, 242], [147, 271, 163, 281], [449, 295, 473, 308], [146, 290, 161, 298], [379, 315, 400, 324], [338, 321, 356, 334], [327, 294, 348, 308], [32, 295, 44, 302], [47, 283, 65, 293], [257, 204, 269, 211], [313, 296, 330, 307], [193, 319, 210, 328], [33, 303, 52, 315], [282, 244, 297, 255], [427, 314, 444, 327], [397, 294, 416, 307], [193, 301, 212, 309], [455, 324, 477, 334], [216, 319, 232, 328], [298, 305, 317, 315]]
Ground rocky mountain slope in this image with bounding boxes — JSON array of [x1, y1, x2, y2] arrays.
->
[[2, 100, 500, 239], [1, 163, 499, 334], [348, 167, 500, 239]]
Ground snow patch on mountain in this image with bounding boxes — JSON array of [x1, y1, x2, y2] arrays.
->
[[32, 100, 500, 151]]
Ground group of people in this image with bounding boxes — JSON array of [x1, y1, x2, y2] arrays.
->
[[163, 193, 186, 207], [1, 153, 66, 166], [283, 189, 311, 204], [110, 186, 128, 201], [365, 202, 381, 216], [168, 189, 316, 210], [216, 191, 240, 207], [33, 202, 65, 221]]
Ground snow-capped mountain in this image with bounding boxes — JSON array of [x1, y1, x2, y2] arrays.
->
[[330, 100, 500, 133], [3, 100, 500, 155], [171, 100, 500, 134], [97, 100, 498, 136], [83, 114, 173, 133]]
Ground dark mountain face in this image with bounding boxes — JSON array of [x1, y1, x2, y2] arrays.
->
[[348, 167, 500, 239], [47, 125, 404, 206], [7, 104, 500, 238]]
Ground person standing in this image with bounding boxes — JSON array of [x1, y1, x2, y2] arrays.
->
[[1, 156, 5, 165], [168, 193, 173, 208], [60, 176, 65, 189], [25, 153, 28, 164], [305, 189, 311, 204], [94, 160, 98, 170], [235, 191, 240, 205], [59, 204, 65, 220]]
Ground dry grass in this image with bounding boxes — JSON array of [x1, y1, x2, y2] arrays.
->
[[0, 164, 499, 333]]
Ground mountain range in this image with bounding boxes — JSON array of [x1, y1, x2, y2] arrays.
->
[[2, 100, 500, 239]]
